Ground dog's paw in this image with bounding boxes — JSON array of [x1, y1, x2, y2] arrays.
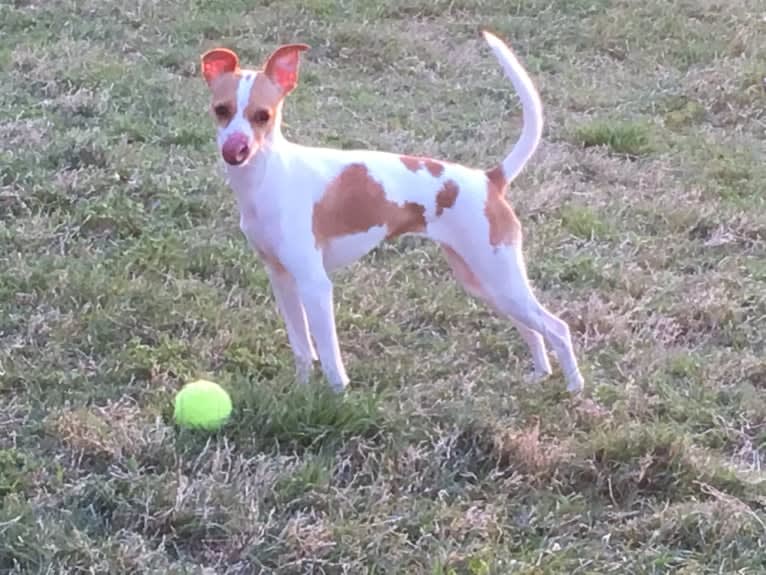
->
[[329, 382, 348, 395]]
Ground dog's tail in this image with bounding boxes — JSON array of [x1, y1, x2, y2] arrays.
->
[[481, 30, 543, 188]]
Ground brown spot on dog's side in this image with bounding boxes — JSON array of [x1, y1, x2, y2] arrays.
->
[[400, 156, 421, 173], [386, 201, 427, 238], [442, 244, 484, 297], [424, 159, 444, 178], [400, 155, 444, 178], [313, 164, 427, 246], [435, 180, 459, 216], [485, 171, 521, 247]]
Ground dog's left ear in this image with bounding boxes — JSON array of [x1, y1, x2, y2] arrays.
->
[[263, 43, 310, 95], [201, 48, 240, 85]]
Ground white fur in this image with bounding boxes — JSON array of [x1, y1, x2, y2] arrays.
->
[[481, 30, 544, 183], [217, 73, 256, 151], [211, 31, 584, 393]]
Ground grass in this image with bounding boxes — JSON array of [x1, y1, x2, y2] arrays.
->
[[1, 0, 765, 572], [570, 118, 657, 157]]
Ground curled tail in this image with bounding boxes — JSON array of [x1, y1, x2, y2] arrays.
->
[[481, 30, 543, 188]]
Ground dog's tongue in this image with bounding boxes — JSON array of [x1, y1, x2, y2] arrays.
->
[[222, 133, 249, 165]]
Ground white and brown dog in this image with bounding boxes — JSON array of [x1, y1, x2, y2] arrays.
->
[[199, 30, 584, 393]]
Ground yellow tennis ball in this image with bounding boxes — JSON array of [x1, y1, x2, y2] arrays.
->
[[173, 379, 232, 430]]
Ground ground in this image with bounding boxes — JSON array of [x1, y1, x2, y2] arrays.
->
[[1, 0, 765, 573]]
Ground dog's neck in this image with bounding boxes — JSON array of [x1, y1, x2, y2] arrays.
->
[[224, 118, 290, 197]]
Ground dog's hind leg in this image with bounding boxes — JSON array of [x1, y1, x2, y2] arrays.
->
[[441, 244, 553, 381], [486, 247, 583, 392], [442, 242, 582, 392]]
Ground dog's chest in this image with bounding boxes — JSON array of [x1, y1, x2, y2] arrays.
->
[[226, 164, 284, 261], [237, 198, 283, 265]]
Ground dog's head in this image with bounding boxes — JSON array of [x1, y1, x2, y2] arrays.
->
[[200, 43, 309, 166]]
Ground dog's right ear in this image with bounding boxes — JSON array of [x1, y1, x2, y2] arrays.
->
[[201, 48, 240, 85]]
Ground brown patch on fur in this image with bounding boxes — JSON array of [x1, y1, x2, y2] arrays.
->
[[209, 73, 241, 127], [442, 245, 484, 296], [400, 156, 421, 173], [243, 73, 284, 145], [206, 69, 286, 141], [484, 169, 521, 246], [486, 165, 506, 190], [313, 164, 427, 246], [387, 202, 427, 238], [435, 180, 459, 216], [399, 155, 445, 178], [424, 159, 445, 177]]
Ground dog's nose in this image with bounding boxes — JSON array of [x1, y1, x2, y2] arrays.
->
[[222, 133, 250, 165]]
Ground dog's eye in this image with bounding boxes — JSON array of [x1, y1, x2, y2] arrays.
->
[[251, 108, 271, 125], [213, 104, 231, 119]]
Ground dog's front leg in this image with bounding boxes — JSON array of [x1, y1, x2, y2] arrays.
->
[[267, 267, 318, 384], [293, 273, 349, 393]]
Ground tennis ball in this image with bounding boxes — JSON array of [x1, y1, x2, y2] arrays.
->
[[173, 379, 232, 430]]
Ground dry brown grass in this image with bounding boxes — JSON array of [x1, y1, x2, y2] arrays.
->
[[1, 0, 765, 572]]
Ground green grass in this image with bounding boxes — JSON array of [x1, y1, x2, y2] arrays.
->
[[2, 0, 766, 572], [571, 119, 656, 157]]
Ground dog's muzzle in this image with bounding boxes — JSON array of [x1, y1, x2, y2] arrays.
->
[[222, 133, 251, 166]]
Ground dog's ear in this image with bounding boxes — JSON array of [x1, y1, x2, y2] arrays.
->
[[263, 43, 310, 95], [201, 48, 240, 85]]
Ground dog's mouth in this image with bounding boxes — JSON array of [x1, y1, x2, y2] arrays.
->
[[221, 133, 252, 166]]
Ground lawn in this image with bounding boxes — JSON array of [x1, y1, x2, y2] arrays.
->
[[1, 0, 765, 573]]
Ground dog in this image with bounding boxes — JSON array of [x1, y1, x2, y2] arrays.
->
[[199, 30, 584, 394]]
